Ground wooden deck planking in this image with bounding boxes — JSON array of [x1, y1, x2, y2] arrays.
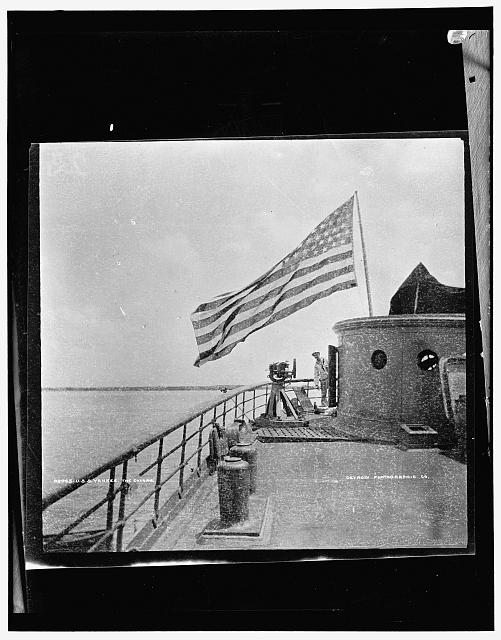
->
[[256, 424, 348, 443]]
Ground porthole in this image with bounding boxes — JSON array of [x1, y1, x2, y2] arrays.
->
[[417, 349, 439, 371], [371, 350, 387, 370]]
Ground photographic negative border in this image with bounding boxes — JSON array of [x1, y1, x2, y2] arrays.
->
[[9, 8, 493, 630]]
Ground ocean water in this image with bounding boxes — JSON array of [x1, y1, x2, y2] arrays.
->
[[42, 389, 226, 541]]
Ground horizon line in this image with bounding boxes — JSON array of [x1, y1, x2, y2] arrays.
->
[[42, 384, 242, 391]]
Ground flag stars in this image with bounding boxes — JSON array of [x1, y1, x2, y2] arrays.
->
[[277, 205, 352, 263]]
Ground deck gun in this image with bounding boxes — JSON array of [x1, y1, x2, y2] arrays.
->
[[268, 359, 296, 384], [254, 357, 310, 429]]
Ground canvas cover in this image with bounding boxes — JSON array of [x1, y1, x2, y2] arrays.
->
[[389, 263, 465, 315]]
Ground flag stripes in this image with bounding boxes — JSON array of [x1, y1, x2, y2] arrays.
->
[[195, 257, 354, 350], [193, 243, 354, 327], [194, 278, 356, 367], [191, 195, 357, 366]]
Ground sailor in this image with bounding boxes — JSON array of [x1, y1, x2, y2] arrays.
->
[[312, 351, 329, 407]]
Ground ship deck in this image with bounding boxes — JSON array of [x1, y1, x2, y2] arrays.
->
[[146, 435, 467, 551]]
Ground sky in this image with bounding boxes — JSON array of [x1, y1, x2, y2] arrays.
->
[[40, 137, 465, 387]]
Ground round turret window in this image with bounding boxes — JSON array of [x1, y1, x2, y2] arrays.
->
[[371, 350, 387, 370], [417, 349, 439, 371]]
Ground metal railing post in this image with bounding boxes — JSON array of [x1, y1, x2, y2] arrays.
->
[[222, 400, 227, 428], [241, 391, 246, 419], [234, 396, 238, 419], [105, 466, 116, 551], [178, 423, 187, 498], [252, 389, 256, 419], [196, 415, 204, 476], [116, 460, 129, 552], [154, 438, 164, 520]]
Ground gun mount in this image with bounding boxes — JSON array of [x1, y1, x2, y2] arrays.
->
[[254, 358, 309, 429]]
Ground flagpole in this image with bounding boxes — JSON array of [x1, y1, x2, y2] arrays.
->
[[354, 190, 374, 317]]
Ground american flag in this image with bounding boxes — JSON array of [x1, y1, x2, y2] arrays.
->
[[191, 195, 357, 367]]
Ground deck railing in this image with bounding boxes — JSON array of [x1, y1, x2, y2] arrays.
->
[[42, 379, 314, 552]]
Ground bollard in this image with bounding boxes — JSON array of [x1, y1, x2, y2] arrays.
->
[[226, 418, 254, 449], [230, 442, 258, 494], [217, 456, 250, 526], [226, 419, 243, 449]]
